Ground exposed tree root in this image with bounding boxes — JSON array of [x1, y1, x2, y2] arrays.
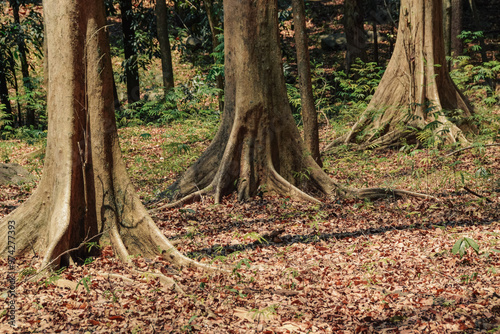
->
[[445, 143, 500, 157], [352, 187, 436, 200]]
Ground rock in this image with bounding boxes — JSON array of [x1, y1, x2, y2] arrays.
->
[[320, 33, 347, 51], [185, 35, 202, 51], [0, 163, 34, 185]]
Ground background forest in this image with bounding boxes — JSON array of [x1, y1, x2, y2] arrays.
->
[[0, 0, 499, 333]]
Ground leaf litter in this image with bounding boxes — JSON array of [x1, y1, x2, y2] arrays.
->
[[0, 127, 499, 333]]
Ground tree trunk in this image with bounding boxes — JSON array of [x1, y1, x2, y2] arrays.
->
[[326, 0, 475, 151], [0, 50, 13, 120], [344, 0, 368, 72], [9, 0, 35, 126], [156, 0, 175, 95], [372, 21, 379, 65], [467, 0, 488, 63], [443, 0, 452, 68], [292, 0, 322, 167], [0, 0, 194, 271], [160, 0, 434, 208], [203, 0, 224, 113], [450, 0, 463, 61], [120, 0, 140, 103]]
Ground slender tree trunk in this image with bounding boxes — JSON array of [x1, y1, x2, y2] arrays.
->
[[112, 75, 121, 111], [292, 0, 321, 167], [372, 21, 379, 65], [156, 0, 174, 95], [0, 51, 13, 120], [443, 0, 452, 68], [203, 0, 224, 112], [467, 0, 488, 63], [344, 0, 367, 72], [325, 0, 475, 151], [10, 0, 35, 126], [450, 0, 463, 61], [120, 0, 140, 103], [0, 0, 195, 271]]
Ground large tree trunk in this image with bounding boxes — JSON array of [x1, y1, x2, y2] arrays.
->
[[292, 0, 321, 167], [9, 0, 34, 126], [0, 0, 194, 271], [203, 0, 224, 113], [326, 0, 475, 152], [344, 0, 368, 72], [120, 0, 140, 103], [156, 0, 175, 94], [160, 0, 434, 208]]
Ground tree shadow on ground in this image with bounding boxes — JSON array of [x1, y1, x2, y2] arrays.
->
[[183, 217, 498, 259]]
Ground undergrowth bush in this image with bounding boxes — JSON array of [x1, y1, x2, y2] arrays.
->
[[116, 74, 221, 127], [450, 57, 500, 107]]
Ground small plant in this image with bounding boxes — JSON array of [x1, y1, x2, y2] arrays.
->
[[231, 258, 251, 283], [452, 237, 480, 258], [76, 275, 92, 293], [42, 267, 66, 287], [460, 272, 478, 284]]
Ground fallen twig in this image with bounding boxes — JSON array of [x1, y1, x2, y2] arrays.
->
[[463, 186, 494, 203], [445, 143, 500, 157]]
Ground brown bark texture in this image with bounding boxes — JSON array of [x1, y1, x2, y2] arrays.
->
[[344, 0, 368, 71], [120, 0, 140, 103], [0, 0, 195, 271], [450, 0, 463, 60], [292, 0, 322, 167], [156, 0, 175, 94], [203, 0, 224, 112], [160, 0, 434, 208], [326, 0, 475, 152]]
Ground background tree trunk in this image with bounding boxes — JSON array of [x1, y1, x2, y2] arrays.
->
[[9, 0, 34, 126], [0, 0, 193, 270], [326, 0, 475, 151], [467, 0, 488, 63], [120, 0, 140, 103], [344, 0, 368, 72], [0, 50, 13, 120], [292, 0, 321, 167], [203, 0, 224, 112], [450, 0, 463, 61], [156, 0, 175, 95], [443, 0, 452, 69]]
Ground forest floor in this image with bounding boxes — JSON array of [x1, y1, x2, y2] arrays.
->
[[1, 117, 500, 333]]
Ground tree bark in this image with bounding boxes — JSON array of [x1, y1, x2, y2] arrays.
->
[[203, 0, 224, 113], [156, 0, 175, 95], [450, 0, 463, 61], [9, 0, 34, 126], [120, 0, 140, 103], [0, 0, 194, 270], [292, 0, 321, 167], [344, 0, 368, 72], [160, 0, 434, 208], [326, 0, 475, 152], [467, 0, 488, 63], [0, 50, 13, 120], [443, 0, 452, 68]]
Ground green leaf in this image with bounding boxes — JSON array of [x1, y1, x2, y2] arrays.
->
[[464, 237, 479, 254], [452, 238, 464, 257]]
